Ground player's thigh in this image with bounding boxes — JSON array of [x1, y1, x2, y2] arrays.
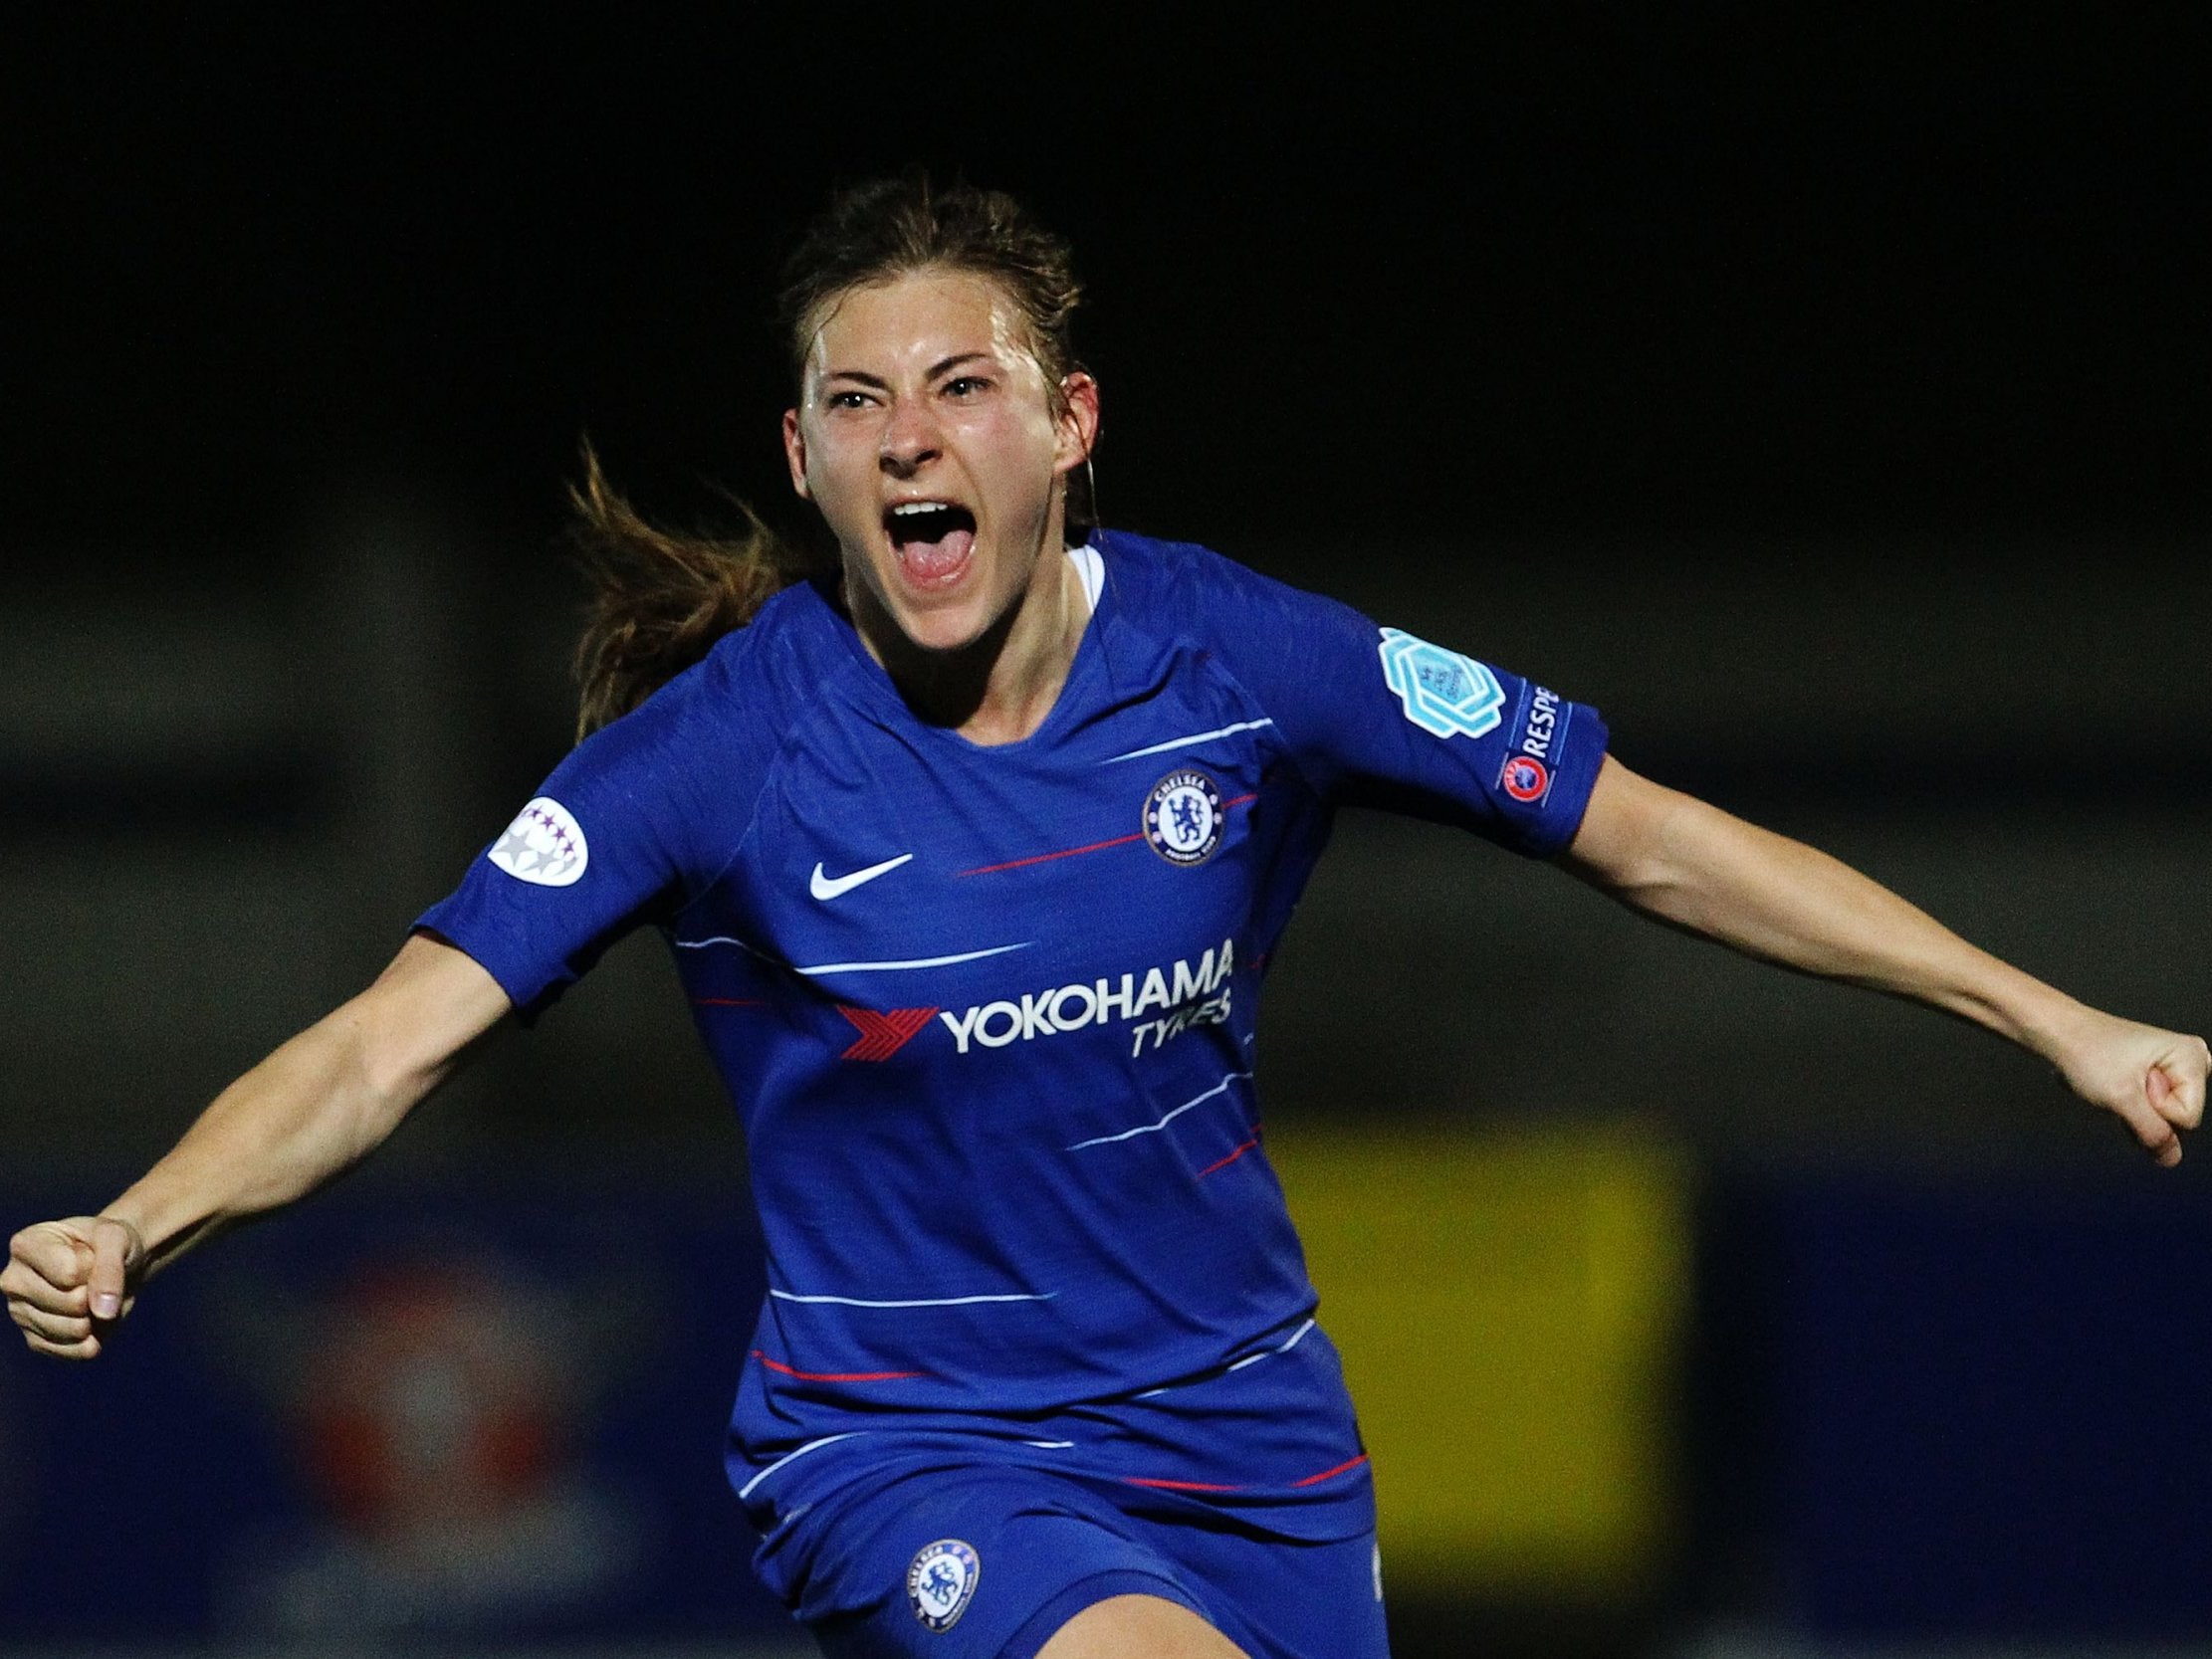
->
[[1034, 1591, 1250, 1658]]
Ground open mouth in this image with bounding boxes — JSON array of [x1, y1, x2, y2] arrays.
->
[[884, 501, 978, 586]]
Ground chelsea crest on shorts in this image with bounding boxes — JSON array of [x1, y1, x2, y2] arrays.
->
[[907, 1538, 981, 1631]]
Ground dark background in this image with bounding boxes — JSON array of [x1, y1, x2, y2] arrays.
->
[[5, 10, 2209, 1655], [12, 10, 2207, 560]]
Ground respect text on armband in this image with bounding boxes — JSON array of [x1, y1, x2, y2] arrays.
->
[[938, 938, 1236, 1057]]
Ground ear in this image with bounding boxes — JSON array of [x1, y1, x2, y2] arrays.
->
[[781, 408, 812, 501], [1052, 372, 1101, 476]]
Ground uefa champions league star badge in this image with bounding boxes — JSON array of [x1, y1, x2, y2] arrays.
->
[[907, 1539, 981, 1632], [488, 796, 588, 886], [1145, 769, 1224, 866]]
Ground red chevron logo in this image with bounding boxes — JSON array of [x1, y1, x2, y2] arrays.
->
[[837, 1005, 940, 1062]]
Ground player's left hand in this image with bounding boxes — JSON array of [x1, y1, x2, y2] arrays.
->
[[2053, 1010, 2209, 1166]]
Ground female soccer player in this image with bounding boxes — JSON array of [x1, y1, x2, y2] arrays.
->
[[8, 179, 2205, 1659]]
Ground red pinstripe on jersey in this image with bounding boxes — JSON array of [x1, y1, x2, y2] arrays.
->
[[1196, 1129, 1262, 1178], [958, 796, 1257, 877], [751, 1349, 925, 1383], [1122, 1452, 1369, 1494]]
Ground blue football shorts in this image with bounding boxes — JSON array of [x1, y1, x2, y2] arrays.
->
[[800, 1463, 1389, 1659]]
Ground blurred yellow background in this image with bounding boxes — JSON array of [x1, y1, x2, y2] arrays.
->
[[1273, 1121, 1690, 1596]]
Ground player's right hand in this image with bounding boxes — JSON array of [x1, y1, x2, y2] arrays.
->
[[4, 1216, 145, 1360]]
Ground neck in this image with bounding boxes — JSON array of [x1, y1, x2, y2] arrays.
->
[[851, 532, 1091, 746]]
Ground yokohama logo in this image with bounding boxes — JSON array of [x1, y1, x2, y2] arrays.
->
[[939, 937, 1236, 1057], [838, 1006, 940, 1061]]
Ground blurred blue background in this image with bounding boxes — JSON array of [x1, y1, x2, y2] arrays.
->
[[0, 1178, 794, 1647], [5, 10, 2208, 1656]]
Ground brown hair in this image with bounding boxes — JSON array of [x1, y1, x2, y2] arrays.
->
[[571, 174, 1090, 736], [774, 174, 1085, 418]]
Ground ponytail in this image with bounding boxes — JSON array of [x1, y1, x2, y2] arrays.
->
[[568, 446, 805, 738]]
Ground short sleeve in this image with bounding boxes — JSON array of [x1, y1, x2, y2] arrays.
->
[[1201, 557, 1609, 856], [413, 668, 744, 1018]]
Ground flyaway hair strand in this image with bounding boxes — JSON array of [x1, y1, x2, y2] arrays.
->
[[568, 445, 801, 738]]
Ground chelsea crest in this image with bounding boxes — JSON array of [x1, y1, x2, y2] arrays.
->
[[908, 1538, 981, 1631], [1145, 769, 1224, 866]]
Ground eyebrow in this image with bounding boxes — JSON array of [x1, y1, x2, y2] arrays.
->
[[822, 351, 995, 389]]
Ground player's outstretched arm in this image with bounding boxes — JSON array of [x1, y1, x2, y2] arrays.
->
[[3, 933, 510, 1360], [1558, 754, 2209, 1165]]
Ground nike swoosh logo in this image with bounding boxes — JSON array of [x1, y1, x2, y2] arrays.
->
[[809, 853, 915, 901]]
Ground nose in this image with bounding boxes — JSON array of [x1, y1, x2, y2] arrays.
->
[[878, 396, 942, 479]]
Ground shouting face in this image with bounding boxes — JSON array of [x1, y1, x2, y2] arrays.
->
[[782, 267, 1098, 657]]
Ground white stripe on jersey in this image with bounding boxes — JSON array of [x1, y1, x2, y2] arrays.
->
[[768, 1288, 1057, 1308], [671, 933, 778, 957], [736, 1432, 867, 1500], [1065, 1070, 1254, 1150], [671, 936, 1032, 976], [1099, 719, 1275, 764], [794, 943, 1030, 976], [1135, 1317, 1318, 1399]]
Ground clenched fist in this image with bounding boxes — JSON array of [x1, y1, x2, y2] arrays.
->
[[2054, 1011, 2210, 1168], [4, 1216, 145, 1360]]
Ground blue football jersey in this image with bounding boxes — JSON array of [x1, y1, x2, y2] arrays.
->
[[416, 529, 1609, 1572]]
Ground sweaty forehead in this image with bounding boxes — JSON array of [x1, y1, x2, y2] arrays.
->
[[802, 269, 1037, 383]]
